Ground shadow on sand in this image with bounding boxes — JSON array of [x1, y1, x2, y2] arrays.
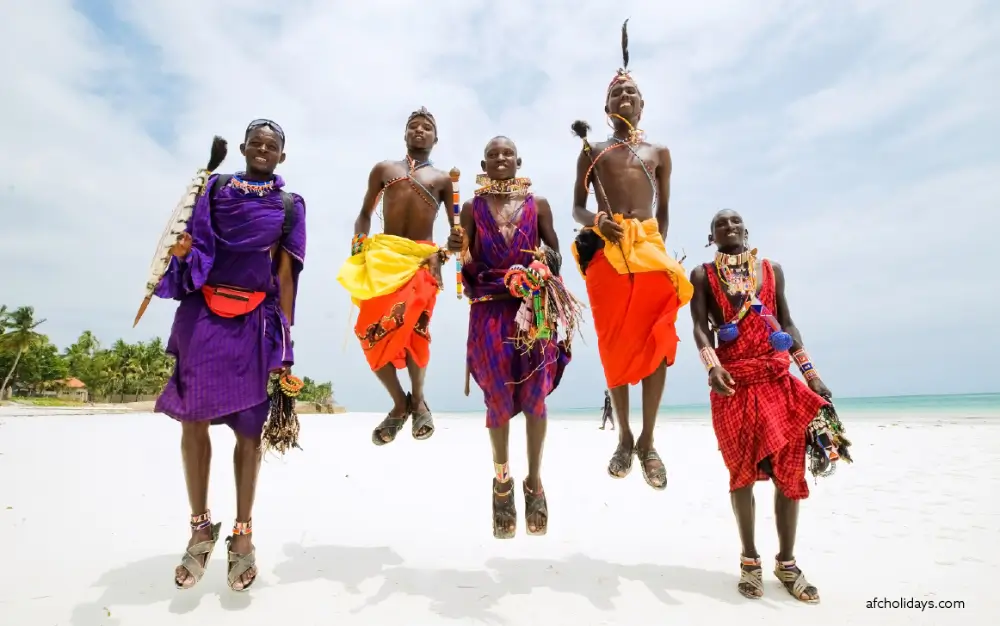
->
[[272, 544, 792, 623], [73, 544, 796, 624]]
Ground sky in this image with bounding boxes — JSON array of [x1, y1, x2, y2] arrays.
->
[[2, 0, 997, 412]]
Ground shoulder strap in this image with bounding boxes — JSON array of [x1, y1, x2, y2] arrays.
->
[[210, 175, 293, 239], [209, 174, 232, 200], [280, 191, 294, 237]]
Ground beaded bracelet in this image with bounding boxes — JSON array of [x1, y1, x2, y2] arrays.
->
[[593, 211, 608, 228], [351, 233, 367, 256], [699, 347, 721, 372], [791, 348, 820, 381]]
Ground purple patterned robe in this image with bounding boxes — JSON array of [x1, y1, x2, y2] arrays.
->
[[462, 195, 570, 428], [154, 174, 306, 438]]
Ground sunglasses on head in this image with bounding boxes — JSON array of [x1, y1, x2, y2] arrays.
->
[[245, 119, 285, 143]]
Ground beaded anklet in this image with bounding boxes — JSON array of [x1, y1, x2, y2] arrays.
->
[[190, 511, 213, 531], [232, 520, 253, 536]]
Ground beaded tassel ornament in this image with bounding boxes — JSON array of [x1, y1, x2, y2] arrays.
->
[[806, 403, 854, 479], [261, 373, 304, 455], [502, 247, 585, 354]]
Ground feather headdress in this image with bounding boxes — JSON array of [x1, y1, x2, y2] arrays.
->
[[606, 19, 640, 99]]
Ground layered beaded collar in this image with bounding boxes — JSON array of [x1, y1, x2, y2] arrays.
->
[[474, 174, 532, 197], [714, 248, 757, 267]]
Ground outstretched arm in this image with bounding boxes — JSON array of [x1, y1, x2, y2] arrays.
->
[[536, 196, 560, 252], [354, 163, 384, 236], [572, 150, 599, 228], [656, 146, 672, 240]]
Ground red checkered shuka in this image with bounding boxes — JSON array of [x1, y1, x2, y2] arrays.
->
[[705, 259, 827, 500]]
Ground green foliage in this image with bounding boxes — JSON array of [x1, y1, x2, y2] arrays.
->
[[1, 304, 334, 404]]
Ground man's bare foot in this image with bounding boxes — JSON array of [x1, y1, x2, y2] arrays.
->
[[607, 437, 634, 479], [523, 477, 548, 536], [774, 558, 819, 603], [634, 441, 667, 490], [492, 479, 516, 539], [738, 556, 764, 599], [410, 394, 435, 440], [372, 398, 410, 445], [174, 513, 221, 589], [226, 522, 258, 591]]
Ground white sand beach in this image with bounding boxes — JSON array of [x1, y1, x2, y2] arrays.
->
[[0, 407, 996, 625]]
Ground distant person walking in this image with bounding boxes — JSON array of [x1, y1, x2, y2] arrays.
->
[[600, 390, 615, 430]]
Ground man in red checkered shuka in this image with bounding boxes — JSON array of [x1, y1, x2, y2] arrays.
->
[[689, 209, 832, 605]]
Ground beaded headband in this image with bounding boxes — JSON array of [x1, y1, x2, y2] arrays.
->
[[406, 106, 437, 132], [606, 20, 641, 100]]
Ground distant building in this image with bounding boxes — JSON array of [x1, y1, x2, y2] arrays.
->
[[55, 378, 89, 402]]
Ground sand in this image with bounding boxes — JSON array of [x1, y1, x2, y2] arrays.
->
[[0, 408, 996, 625]]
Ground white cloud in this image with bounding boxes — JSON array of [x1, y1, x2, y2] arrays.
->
[[2, 0, 996, 412]]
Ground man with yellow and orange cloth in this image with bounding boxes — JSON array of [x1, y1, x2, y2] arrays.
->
[[570, 20, 693, 492], [337, 106, 453, 448]]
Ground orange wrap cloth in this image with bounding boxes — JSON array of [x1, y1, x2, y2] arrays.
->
[[574, 216, 693, 388], [336, 234, 440, 371]]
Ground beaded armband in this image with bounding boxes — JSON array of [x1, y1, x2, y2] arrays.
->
[[351, 233, 367, 255], [699, 347, 721, 373], [792, 349, 820, 381]]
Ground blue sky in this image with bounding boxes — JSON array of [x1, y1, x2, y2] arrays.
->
[[2, 0, 997, 411]]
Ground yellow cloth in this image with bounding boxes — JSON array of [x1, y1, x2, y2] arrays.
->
[[588, 215, 694, 306], [336, 234, 440, 305]]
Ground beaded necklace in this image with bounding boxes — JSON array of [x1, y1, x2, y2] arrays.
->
[[474, 174, 532, 197], [374, 155, 438, 224], [230, 173, 276, 197], [581, 114, 656, 207], [714, 248, 758, 297]]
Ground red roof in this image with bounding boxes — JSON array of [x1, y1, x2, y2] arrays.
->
[[61, 377, 87, 389]]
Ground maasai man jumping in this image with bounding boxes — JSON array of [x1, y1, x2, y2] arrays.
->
[[570, 20, 693, 490], [337, 107, 451, 445], [156, 119, 306, 592], [447, 136, 581, 538], [690, 209, 837, 603]]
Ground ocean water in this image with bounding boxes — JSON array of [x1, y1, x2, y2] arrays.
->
[[547, 392, 1000, 422]]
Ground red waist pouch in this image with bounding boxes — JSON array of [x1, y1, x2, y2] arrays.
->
[[201, 285, 266, 318]]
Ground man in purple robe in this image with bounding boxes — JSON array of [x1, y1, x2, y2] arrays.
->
[[447, 136, 572, 539], [154, 119, 306, 592]]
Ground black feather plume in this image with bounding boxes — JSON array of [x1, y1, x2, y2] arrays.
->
[[621, 19, 630, 70], [207, 136, 228, 172], [570, 120, 591, 140]]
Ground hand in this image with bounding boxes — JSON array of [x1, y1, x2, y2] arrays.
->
[[708, 366, 736, 396], [420, 251, 445, 289], [446, 226, 467, 253], [271, 364, 291, 377], [597, 214, 624, 243], [808, 378, 832, 400], [169, 233, 192, 259]]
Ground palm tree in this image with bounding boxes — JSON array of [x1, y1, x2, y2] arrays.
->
[[0, 306, 46, 398]]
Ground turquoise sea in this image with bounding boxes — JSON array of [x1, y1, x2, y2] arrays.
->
[[545, 392, 1000, 422]]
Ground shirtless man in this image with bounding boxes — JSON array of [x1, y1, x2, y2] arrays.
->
[[336, 107, 451, 445], [570, 20, 693, 490]]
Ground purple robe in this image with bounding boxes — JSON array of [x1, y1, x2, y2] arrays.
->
[[153, 174, 306, 438], [463, 195, 570, 429]]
